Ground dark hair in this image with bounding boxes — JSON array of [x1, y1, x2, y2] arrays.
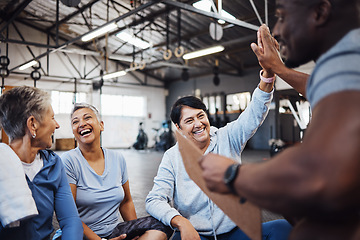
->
[[0, 86, 50, 141], [170, 96, 207, 126]]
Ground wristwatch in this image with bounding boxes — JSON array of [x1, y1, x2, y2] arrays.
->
[[223, 163, 241, 194]]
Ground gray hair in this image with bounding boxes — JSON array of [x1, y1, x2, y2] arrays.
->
[[0, 86, 51, 141], [71, 102, 101, 122]]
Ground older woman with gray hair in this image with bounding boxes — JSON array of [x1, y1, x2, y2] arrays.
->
[[0, 86, 83, 240], [61, 102, 173, 240]]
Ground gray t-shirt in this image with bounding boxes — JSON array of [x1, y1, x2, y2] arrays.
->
[[307, 28, 360, 108], [61, 147, 128, 237]]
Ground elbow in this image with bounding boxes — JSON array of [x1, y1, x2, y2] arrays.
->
[[145, 196, 153, 213], [60, 217, 83, 239], [291, 171, 358, 215], [321, 177, 360, 212]]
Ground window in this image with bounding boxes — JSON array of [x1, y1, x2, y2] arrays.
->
[[203, 95, 222, 114], [226, 92, 251, 113], [51, 91, 87, 114], [101, 94, 146, 117]]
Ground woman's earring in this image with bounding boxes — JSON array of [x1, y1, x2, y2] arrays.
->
[[32, 132, 36, 138]]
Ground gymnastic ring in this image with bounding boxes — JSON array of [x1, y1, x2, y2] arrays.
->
[[139, 61, 146, 70], [0, 56, 10, 67], [0, 67, 9, 77], [174, 46, 184, 58], [30, 70, 41, 80], [32, 61, 41, 70], [163, 49, 172, 60]]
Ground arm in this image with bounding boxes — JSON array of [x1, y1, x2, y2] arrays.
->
[[251, 24, 309, 96], [258, 69, 275, 93], [54, 164, 83, 240], [146, 151, 180, 225], [170, 216, 201, 240], [201, 92, 360, 216], [69, 184, 101, 240], [146, 150, 201, 239], [224, 86, 273, 154], [119, 181, 137, 221]]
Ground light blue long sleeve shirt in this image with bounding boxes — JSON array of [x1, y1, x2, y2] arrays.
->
[[146, 86, 273, 236]]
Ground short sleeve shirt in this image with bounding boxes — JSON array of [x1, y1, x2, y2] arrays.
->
[[61, 148, 128, 237], [307, 28, 360, 108]]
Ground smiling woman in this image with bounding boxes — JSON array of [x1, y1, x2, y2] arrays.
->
[[170, 96, 210, 152], [0, 86, 83, 240], [146, 76, 293, 240], [60, 102, 173, 240]]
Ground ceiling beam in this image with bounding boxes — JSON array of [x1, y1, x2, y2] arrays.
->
[[46, 0, 101, 32], [84, 0, 180, 48], [161, 0, 259, 31], [10, 0, 162, 72], [0, 0, 33, 34], [0, 38, 57, 49]]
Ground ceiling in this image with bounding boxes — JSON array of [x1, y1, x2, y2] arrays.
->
[[0, 0, 277, 85]]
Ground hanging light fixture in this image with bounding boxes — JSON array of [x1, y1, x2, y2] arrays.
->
[[116, 31, 151, 49], [183, 45, 224, 60], [103, 70, 127, 80], [19, 60, 38, 70], [81, 22, 118, 42]]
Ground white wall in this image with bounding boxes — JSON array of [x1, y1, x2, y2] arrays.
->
[[99, 85, 167, 148]]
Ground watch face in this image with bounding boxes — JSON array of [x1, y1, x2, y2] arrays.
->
[[224, 163, 239, 185]]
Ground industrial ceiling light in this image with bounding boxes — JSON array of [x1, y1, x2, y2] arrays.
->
[[81, 22, 118, 42], [19, 60, 38, 70], [183, 45, 224, 60], [116, 31, 151, 49], [103, 70, 127, 80]]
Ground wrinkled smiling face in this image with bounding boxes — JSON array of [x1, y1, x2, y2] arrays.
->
[[177, 106, 211, 149], [35, 105, 59, 149], [273, 0, 316, 68], [71, 108, 104, 145]]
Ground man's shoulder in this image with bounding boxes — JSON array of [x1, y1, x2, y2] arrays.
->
[[317, 28, 360, 64]]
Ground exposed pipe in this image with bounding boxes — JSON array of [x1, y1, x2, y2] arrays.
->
[[0, 38, 56, 49], [249, 0, 263, 25], [46, 0, 100, 32], [12, 22, 46, 75], [56, 0, 59, 46], [265, 0, 268, 26], [0, 0, 33, 34]]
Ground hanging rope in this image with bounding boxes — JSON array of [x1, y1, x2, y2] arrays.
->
[[174, 8, 184, 58], [163, 7, 172, 60]]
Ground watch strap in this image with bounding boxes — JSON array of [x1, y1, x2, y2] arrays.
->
[[224, 163, 241, 194]]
